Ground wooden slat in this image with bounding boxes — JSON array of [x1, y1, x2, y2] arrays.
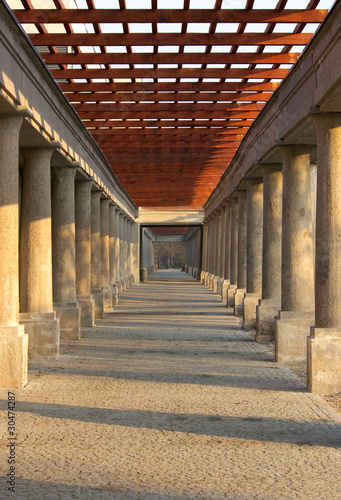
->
[[79, 110, 259, 119], [13, 9, 328, 24], [42, 51, 299, 65], [29, 32, 313, 47]]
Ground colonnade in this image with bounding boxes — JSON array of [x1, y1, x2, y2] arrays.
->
[[185, 227, 202, 280], [202, 116, 341, 394], [0, 114, 138, 388]]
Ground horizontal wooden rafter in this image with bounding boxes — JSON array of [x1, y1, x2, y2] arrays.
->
[[13, 9, 328, 24], [58, 82, 280, 92]]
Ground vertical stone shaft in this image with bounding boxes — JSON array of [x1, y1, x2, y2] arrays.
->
[[114, 208, 121, 285], [0, 116, 23, 326], [0, 115, 28, 388], [224, 202, 231, 281], [262, 167, 282, 300], [246, 181, 263, 294], [281, 145, 314, 312], [20, 148, 54, 312], [91, 190, 102, 290], [75, 179, 94, 326], [100, 198, 110, 288], [237, 191, 247, 290], [230, 200, 238, 286], [109, 204, 117, 285]]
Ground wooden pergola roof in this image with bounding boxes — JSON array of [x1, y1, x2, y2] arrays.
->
[[11, 0, 330, 209]]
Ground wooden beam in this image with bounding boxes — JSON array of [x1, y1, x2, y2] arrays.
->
[[67, 92, 273, 103], [14, 9, 328, 24], [75, 102, 263, 112], [78, 110, 259, 119], [29, 32, 313, 47]]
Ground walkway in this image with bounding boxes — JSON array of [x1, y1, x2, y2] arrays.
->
[[1, 280, 341, 499]]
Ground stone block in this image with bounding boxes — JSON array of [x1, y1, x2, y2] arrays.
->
[[217, 277, 224, 297], [275, 310, 314, 363], [102, 286, 113, 313], [77, 295, 95, 327], [54, 302, 81, 341], [255, 299, 281, 343], [0, 326, 28, 389], [20, 312, 59, 359], [227, 285, 237, 307], [222, 280, 230, 305], [91, 289, 104, 319], [111, 285, 119, 308], [243, 293, 262, 331], [116, 281, 123, 295], [308, 328, 341, 394], [234, 289, 246, 316]]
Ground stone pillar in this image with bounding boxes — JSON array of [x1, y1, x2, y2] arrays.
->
[[206, 217, 213, 286], [119, 212, 127, 289], [100, 197, 113, 312], [91, 189, 104, 318], [114, 208, 122, 294], [276, 145, 314, 362], [201, 222, 208, 283], [308, 113, 341, 394], [222, 201, 231, 304], [109, 204, 119, 307], [227, 199, 238, 307], [256, 166, 282, 343], [234, 191, 247, 316], [75, 180, 95, 326], [130, 220, 139, 284], [243, 180, 263, 330], [213, 209, 222, 292], [0, 115, 28, 388], [19, 148, 60, 358], [217, 205, 226, 297], [52, 166, 80, 340]]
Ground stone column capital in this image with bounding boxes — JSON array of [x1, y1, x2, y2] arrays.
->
[[278, 143, 313, 158], [311, 111, 341, 130]]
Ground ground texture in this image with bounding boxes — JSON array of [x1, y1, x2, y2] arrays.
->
[[1, 272, 341, 499]]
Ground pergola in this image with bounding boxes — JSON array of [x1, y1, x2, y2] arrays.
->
[[11, 0, 329, 208]]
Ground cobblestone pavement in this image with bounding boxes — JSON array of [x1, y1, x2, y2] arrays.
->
[[1, 278, 341, 499]]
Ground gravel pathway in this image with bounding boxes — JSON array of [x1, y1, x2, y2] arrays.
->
[[1, 279, 341, 499]]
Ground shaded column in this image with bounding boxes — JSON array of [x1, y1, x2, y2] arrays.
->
[[243, 180, 263, 330], [256, 166, 282, 343], [222, 201, 231, 304], [109, 203, 119, 307], [234, 191, 247, 316], [308, 113, 341, 394], [217, 205, 226, 297], [52, 165, 80, 340], [119, 212, 127, 289], [114, 208, 122, 294], [213, 209, 222, 293], [20, 148, 59, 358], [100, 197, 113, 312], [131, 220, 139, 285], [227, 199, 238, 307], [91, 189, 104, 318], [276, 145, 314, 362], [0, 115, 28, 388], [75, 179, 95, 326], [201, 222, 208, 283]]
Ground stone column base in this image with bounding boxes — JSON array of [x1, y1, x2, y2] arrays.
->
[[121, 278, 127, 291], [188, 266, 193, 276], [129, 274, 135, 286], [77, 295, 95, 327], [54, 302, 80, 341], [217, 277, 224, 297], [91, 289, 104, 319], [227, 284, 237, 307], [308, 328, 341, 394], [256, 299, 281, 343], [116, 281, 123, 295], [234, 289, 246, 316], [20, 312, 59, 359], [222, 280, 230, 305], [200, 271, 206, 283], [111, 285, 119, 308], [204, 273, 210, 286], [0, 325, 28, 389], [102, 286, 113, 313], [275, 310, 314, 363], [243, 293, 262, 331], [213, 276, 219, 293]]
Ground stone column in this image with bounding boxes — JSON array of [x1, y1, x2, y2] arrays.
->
[[109, 204, 119, 307], [75, 179, 95, 326], [201, 222, 208, 283], [119, 212, 127, 289], [52, 166, 80, 340], [256, 166, 282, 342], [131, 220, 139, 285], [114, 208, 122, 294], [100, 197, 113, 312], [19, 148, 59, 358], [234, 191, 247, 316], [206, 217, 213, 286], [209, 212, 218, 289], [217, 205, 226, 297], [91, 189, 104, 318], [222, 201, 231, 304], [275, 145, 314, 362], [243, 180, 263, 330], [227, 199, 238, 307], [213, 209, 222, 292], [308, 113, 341, 394], [0, 115, 28, 388]]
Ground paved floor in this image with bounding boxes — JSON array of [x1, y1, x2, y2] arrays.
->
[[1, 280, 341, 499], [147, 269, 197, 281]]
